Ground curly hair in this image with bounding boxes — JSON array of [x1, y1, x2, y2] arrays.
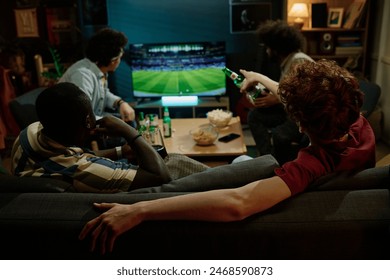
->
[[256, 19, 304, 57], [279, 59, 363, 142], [85, 28, 128, 67]]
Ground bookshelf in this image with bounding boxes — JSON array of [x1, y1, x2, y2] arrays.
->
[[288, 0, 370, 75], [301, 27, 368, 74]]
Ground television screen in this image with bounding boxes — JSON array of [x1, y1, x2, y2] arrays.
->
[[128, 41, 226, 98]]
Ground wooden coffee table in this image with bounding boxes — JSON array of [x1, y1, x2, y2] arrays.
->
[[159, 117, 247, 166]]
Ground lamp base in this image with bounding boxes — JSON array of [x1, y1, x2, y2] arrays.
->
[[293, 21, 304, 29]]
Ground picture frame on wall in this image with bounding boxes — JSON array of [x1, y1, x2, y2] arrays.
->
[[230, 2, 271, 34], [14, 8, 39, 37], [327, 8, 344, 28]]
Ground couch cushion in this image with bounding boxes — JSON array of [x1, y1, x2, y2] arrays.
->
[[0, 189, 389, 259], [308, 165, 390, 191], [0, 174, 73, 193]]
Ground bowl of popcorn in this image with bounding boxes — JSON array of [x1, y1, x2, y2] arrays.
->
[[190, 124, 219, 146], [207, 109, 233, 128]]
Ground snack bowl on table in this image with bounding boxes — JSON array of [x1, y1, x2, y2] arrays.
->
[[207, 109, 233, 128], [189, 124, 219, 146]]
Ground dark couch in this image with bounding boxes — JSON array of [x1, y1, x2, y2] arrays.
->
[[0, 156, 389, 260]]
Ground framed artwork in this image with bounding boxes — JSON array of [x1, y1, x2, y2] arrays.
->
[[14, 8, 39, 37], [230, 2, 272, 34], [328, 8, 344, 28]]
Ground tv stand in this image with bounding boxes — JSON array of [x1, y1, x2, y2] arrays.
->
[[136, 97, 156, 104], [135, 96, 230, 118], [162, 96, 198, 106]]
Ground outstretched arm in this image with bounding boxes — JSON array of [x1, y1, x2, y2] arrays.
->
[[79, 176, 291, 254], [239, 69, 280, 99]]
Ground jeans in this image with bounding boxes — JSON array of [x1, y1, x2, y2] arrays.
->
[[247, 105, 307, 164]]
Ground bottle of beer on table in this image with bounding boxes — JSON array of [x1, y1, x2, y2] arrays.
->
[[162, 107, 172, 138]]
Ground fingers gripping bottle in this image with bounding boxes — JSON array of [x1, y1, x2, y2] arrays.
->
[[222, 67, 268, 104]]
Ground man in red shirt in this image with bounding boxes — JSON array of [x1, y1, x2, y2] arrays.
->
[[79, 59, 375, 254]]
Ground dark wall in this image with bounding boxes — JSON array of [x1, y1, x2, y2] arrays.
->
[[104, 0, 283, 106], [0, 0, 82, 86], [1, 0, 283, 113]]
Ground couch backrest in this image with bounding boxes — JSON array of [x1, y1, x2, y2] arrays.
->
[[9, 87, 46, 130]]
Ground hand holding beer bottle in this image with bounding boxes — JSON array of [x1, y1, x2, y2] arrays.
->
[[222, 67, 269, 105]]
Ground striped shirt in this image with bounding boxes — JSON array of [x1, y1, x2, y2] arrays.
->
[[11, 122, 137, 192]]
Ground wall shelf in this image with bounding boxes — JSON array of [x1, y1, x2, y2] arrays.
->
[[288, 0, 371, 76]]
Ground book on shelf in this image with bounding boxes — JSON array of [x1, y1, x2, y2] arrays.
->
[[337, 34, 362, 47], [337, 42, 362, 47], [337, 34, 360, 41], [342, 0, 367, 29], [335, 46, 363, 55]]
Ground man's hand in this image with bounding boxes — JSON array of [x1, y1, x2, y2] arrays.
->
[[239, 69, 261, 93], [119, 102, 135, 122], [250, 93, 280, 108], [240, 69, 280, 99], [94, 115, 138, 139], [79, 203, 141, 255], [121, 144, 137, 162]]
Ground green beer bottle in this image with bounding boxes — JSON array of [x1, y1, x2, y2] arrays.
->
[[137, 112, 147, 134], [148, 114, 157, 144], [222, 67, 267, 103], [162, 107, 172, 138]]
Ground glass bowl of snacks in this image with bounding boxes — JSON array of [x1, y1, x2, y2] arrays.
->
[[190, 124, 219, 146], [207, 109, 233, 128]]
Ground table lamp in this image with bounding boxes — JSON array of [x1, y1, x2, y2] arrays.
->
[[288, 3, 309, 29]]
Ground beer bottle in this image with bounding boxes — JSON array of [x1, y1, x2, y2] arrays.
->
[[137, 112, 147, 134], [162, 107, 172, 138], [222, 67, 268, 103], [148, 114, 157, 144]]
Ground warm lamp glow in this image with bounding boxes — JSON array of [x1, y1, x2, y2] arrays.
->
[[288, 3, 309, 28]]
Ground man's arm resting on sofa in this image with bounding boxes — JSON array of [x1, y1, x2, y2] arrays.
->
[[79, 176, 291, 254]]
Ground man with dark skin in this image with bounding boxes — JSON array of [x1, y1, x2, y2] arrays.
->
[[11, 82, 171, 192]]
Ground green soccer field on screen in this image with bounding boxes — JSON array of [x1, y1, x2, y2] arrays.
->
[[132, 68, 225, 96]]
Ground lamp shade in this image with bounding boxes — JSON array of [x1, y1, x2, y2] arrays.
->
[[288, 3, 309, 18]]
